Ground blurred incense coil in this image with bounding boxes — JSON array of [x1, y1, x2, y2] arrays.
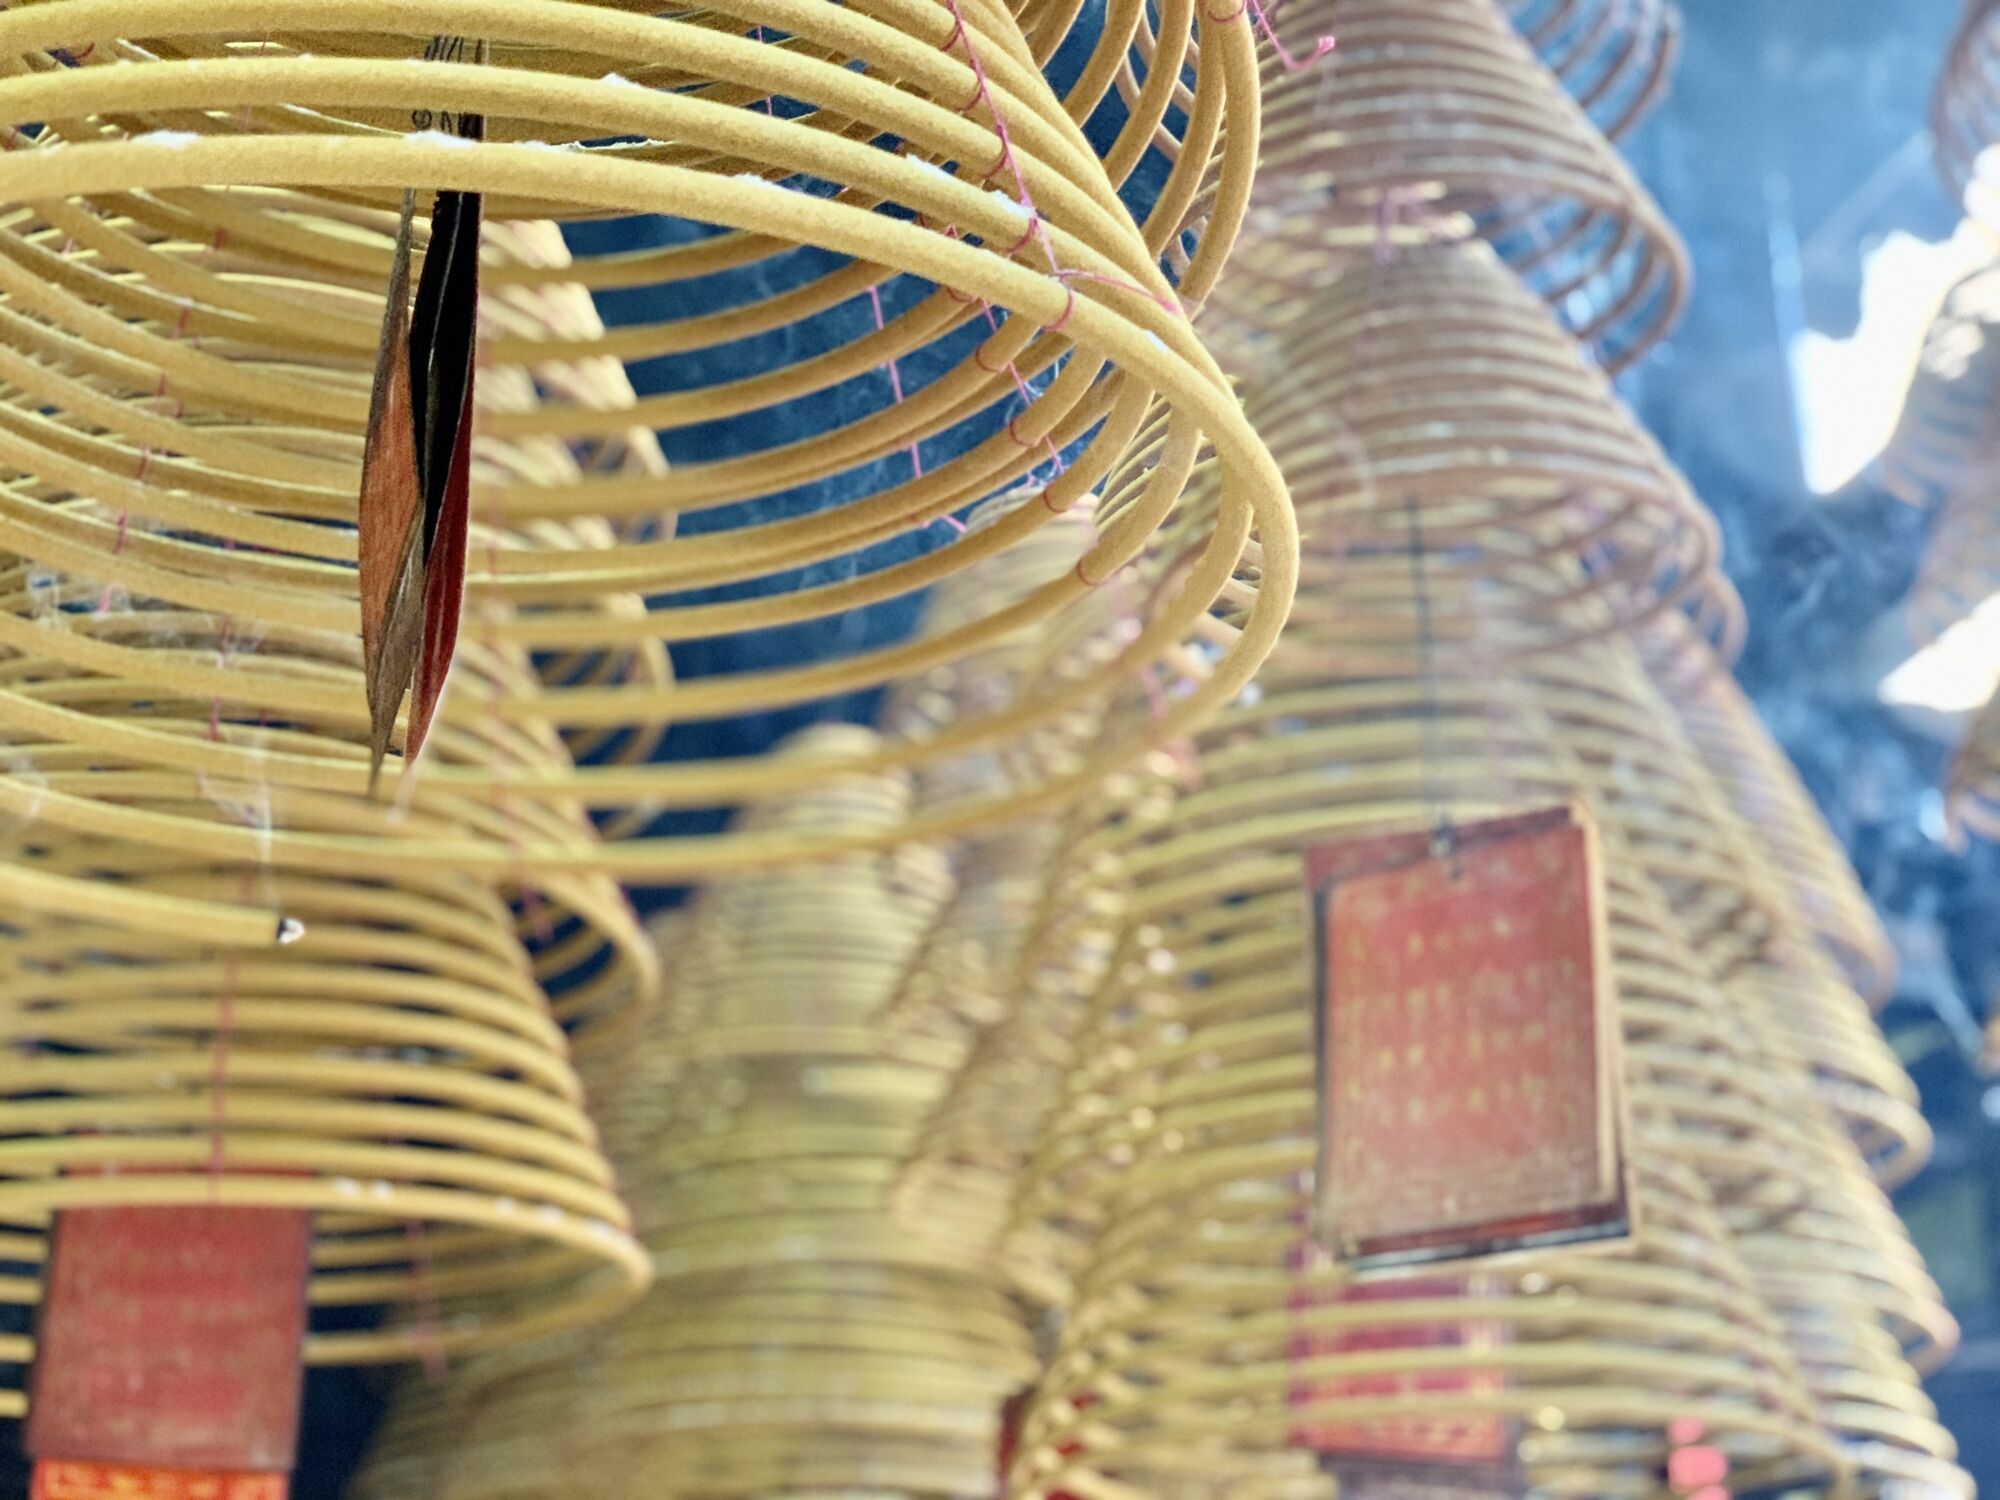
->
[[1507, 642, 1929, 1188], [0, 0, 1294, 882], [1880, 258, 2000, 509], [1501, 0, 1682, 139], [1006, 591, 1959, 1496], [888, 418, 1213, 1305], [1642, 616, 1898, 1006], [1223, 0, 1689, 372], [1936, 0, 2000, 200], [998, 268, 1957, 1486], [1237, 243, 1717, 669], [353, 728, 1040, 1500], [1007, 738, 1844, 1494], [1905, 461, 2000, 648]]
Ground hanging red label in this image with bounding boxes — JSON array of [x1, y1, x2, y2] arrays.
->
[[26, 1204, 312, 1476], [32, 1462, 287, 1500], [1305, 805, 1630, 1267]]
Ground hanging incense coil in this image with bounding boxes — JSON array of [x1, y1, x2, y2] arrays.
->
[[1005, 716, 1842, 1495], [1239, 242, 1715, 670], [1936, 0, 2000, 199], [1881, 258, 2000, 509], [1224, 0, 1688, 371], [1006, 600, 1956, 1496], [888, 433, 1202, 1304], [0, 216, 715, 1391], [347, 913, 693, 1500], [0, 0, 1295, 888], [1905, 460, 2000, 647], [1501, 0, 1682, 140], [354, 740, 1040, 1499], [998, 292, 1954, 1488], [575, 729, 1039, 1497], [1642, 617, 1898, 1005]]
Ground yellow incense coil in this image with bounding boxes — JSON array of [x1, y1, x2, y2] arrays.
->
[[1221, 0, 1688, 371], [353, 728, 1038, 1500], [1907, 459, 2000, 648], [1642, 614, 1899, 1007], [1936, 0, 2000, 199], [0, 0, 1294, 890], [1880, 258, 2000, 509], [0, 215, 686, 1390], [1238, 242, 1717, 668]]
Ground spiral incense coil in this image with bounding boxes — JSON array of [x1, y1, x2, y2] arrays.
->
[[885, 470, 1186, 1301], [1502, 0, 1682, 140], [571, 729, 1038, 1497], [0, 0, 1295, 885], [354, 735, 1039, 1499], [1006, 622, 1947, 1497], [1230, 0, 1688, 372], [873, 492, 1101, 1088], [1008, 749, 1842, 1491], [1515, 643, 1932, 1188], [1936, 0, 2000, 200], [1641, 619, 1898, 1005], [1880, 258, 2000, 509], [1237, 243, 1716, 672], [1906, 466, 2000, 649]]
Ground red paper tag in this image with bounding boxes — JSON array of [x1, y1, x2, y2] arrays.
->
[[1288, 1271, 1512, 1469], [32, 1462, 287, 1500], [27, 1205, 312, 1474], [1306, 806, 1629, 1267]]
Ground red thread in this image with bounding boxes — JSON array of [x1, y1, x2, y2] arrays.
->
[[1046, 281, 1078, 334]]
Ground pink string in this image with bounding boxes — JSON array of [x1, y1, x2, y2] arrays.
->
[[866, 284, 922, 478], [939, 0, 1061, 278], [1208, 0, 1336, 72]]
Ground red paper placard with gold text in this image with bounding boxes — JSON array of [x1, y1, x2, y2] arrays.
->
[[32, 1463, 287, 1500], [26, 1204, 311, 1475], [1288, 1271, 1512, 1470], [1305, 806, 1629, 1267]]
